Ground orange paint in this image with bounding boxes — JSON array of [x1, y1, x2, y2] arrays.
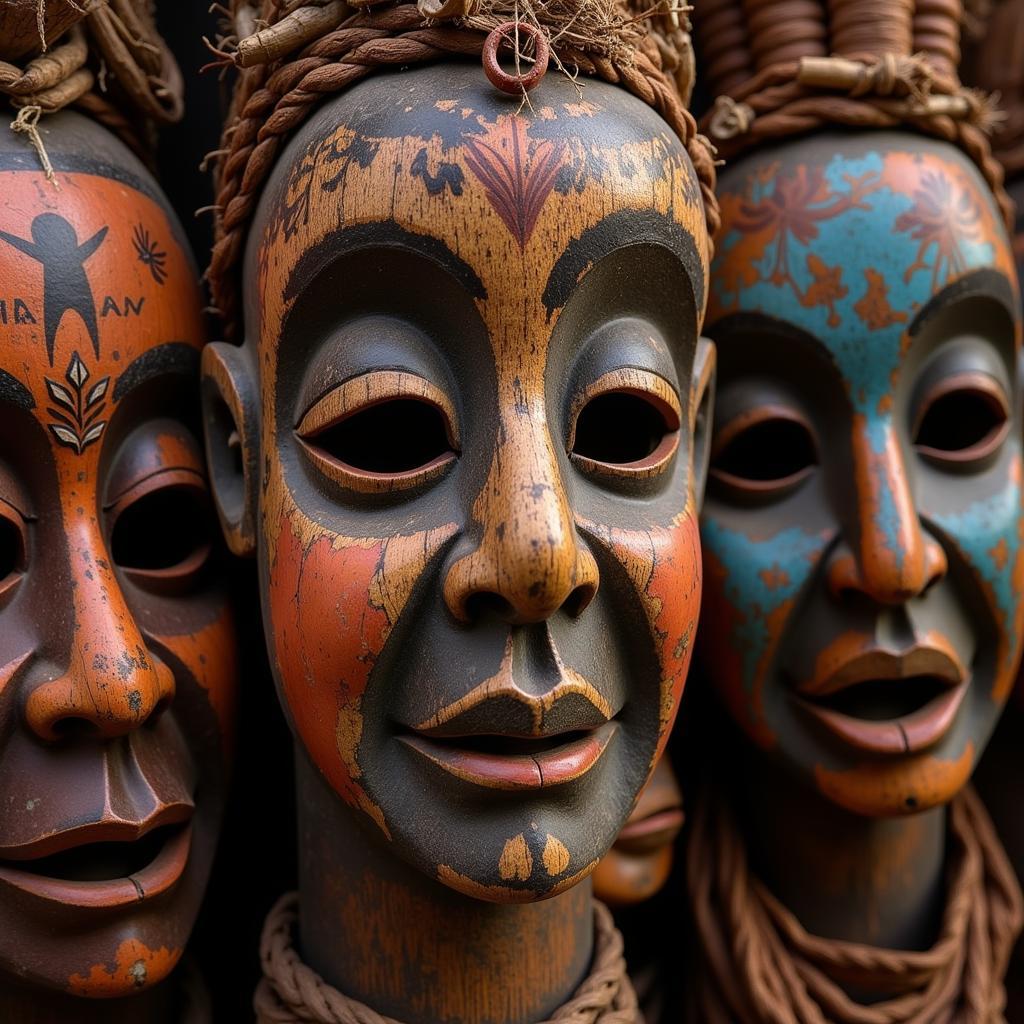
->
[[815, 741, 975, 817], [67, 938, 181, 998]]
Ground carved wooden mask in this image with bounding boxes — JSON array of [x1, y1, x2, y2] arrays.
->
[[205, 64, 713, 901], [0, 113, 237, 997], [699, 130, 1023, 817]]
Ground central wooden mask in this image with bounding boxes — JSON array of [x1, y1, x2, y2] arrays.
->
[[205, 63, 714, 901]]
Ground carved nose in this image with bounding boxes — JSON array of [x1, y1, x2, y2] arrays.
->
[[24, 522, 174, 741], [826, 537, 947, 605], [830, 418, 947, 605], [444, 480, 599, 625]]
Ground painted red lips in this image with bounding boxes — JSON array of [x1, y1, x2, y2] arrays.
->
[[793, 637, 968, 755], [401, 722, 619, 790], [0, 803, 193, 908], [400, 640, 619, 791]]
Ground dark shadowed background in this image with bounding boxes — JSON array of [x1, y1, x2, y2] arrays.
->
[[155, 6, 297, 1018]]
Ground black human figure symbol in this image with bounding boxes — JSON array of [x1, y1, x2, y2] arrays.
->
[[0, 213, 108, 365]]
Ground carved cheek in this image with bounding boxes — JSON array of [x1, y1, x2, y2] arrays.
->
[[699, 516, 829, 748], [267, 513, 456, 835], [581, 508, 701, 759], [148, 604, 238, 742], [930, 455, 1024, 704]]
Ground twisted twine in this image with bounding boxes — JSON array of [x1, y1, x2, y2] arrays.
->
[[253, 893, 639, 1024], [691, 0, 1013, 230], [0, 0, 182, 167], [960, 0, 1024, 179], [206, 0, 718, 339], [686, 784, 1024, 1024]]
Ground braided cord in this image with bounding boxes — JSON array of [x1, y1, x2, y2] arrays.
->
[[254, 895, 638, 1024]]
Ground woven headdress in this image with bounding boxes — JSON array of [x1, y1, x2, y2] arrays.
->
[[206, 0, 720, 337], [692, 0, 1012, 228], [0, 0, 183, 162]]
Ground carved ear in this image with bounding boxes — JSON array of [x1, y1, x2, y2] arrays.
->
[[689, 336, 716, 512], [201, 343, 259, 558]]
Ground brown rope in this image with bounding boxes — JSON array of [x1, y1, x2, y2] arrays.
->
[[253, 893, 639, 1024], [206, 0, 719, 340], [691, 0, 1013, 231], [960, 0, 1024, 178], [685, 784, 1024, 1024], [0, 1, 182, 162]]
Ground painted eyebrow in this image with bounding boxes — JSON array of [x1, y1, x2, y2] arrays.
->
[[283, 220, 486, 304], [112, 342, 199, 401], [909, 268, 1017, 338], [542, 208, 704, 319], [0, 369, 34, 410]]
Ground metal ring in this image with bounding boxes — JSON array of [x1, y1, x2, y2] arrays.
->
[[482, 21, 550, 95]]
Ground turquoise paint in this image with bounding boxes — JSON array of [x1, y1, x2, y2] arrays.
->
[[714, 150, 996, 423], [705, 145, 1019, 704], [701, 516, 828, 694], [929, 471, 1023, 647]]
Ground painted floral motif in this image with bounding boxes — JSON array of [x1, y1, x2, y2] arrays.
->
[[132, 224, 167, 285], [802, 254, 847, 327], [463, 117, 565, 249], [279, 131, 381, 242], [711, 149, 1007, 344], [895, 170, 984, 291], [45, 351, 109, 455], [715, 163, 878, 320]]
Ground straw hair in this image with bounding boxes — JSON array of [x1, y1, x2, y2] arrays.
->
[[206, 0, 719, 338], [691, 0, 1012, 228]]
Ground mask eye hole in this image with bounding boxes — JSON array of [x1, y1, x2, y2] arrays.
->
[[573, 391, 676, 465], [0, 506, 25, 600], [569, 369, 681, 481], [311, 399, 454, 475], [109, 476, 213, 595], [297, 372, 459, 495], [914, 373, 1009, 464], [710, 407, 817, 497]]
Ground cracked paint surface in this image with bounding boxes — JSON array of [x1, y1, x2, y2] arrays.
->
[[700, 131, 1023, 816]]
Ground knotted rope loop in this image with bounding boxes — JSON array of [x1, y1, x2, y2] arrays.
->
[[707, 93, 753, 138], [10, 104, 57, 184], [418, 0, 480, 21], [253, 893, 639, 1024], [796, 52, 936, 101], [482, 20, 549, 93], [0, 25, 89, 96]]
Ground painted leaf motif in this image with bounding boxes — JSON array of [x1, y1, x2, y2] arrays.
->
[[46, 379, 75, 409], [87, 378, 108, 406], [67, 352, 89, 387], [463, 117, 565, 249], [81, 422, 105, 448], [50, 425, 81, 452]]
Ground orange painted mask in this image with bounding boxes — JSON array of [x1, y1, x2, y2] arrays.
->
[[206, 65, 713, 900], [699, 131, 1023, 817], [0, 116, 237, 997]]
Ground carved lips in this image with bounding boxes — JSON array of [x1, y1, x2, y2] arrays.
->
[[0, 730, 197, 909], [401, 723, 618, 790], [793, 642, 969, 755], [400, 652, 619, 791], [0, 821, 193, 909]]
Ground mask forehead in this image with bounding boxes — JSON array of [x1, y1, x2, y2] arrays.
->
[[255, 89, 708, 366], [711, 144, 1019, 417], [0, 170, 203, 471]]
